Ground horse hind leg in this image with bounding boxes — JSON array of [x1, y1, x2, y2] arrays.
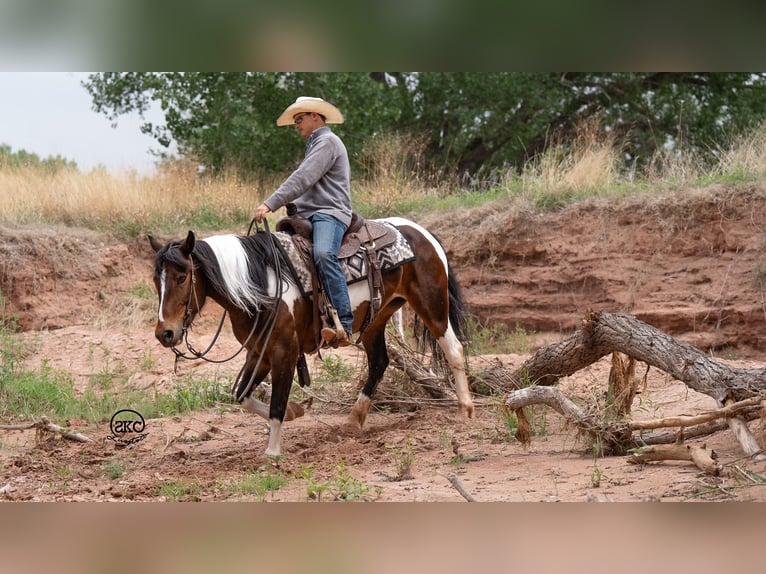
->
[[346, 325, 388, 431], [241, 395, 305, 423], [436, 326, 475, 419]]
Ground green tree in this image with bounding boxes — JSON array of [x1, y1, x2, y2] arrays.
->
[[0, 144, 77, 173], [84, 72, 402, 178], [388, 73, 766, 176], [84, 72, 766, 181]]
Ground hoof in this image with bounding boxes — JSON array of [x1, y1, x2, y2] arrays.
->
[[348, 394, 371, 430], [459, 403, 475, 420], [340, 420, 363, 436], [284, 401, 305, 421]]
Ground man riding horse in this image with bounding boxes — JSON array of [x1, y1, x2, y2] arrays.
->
[[253, 96, 353, 348]]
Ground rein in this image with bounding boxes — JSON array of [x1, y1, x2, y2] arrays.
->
[[170, 219, 284, 397], [232, 217, 287, 401]]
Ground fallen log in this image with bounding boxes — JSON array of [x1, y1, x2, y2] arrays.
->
[[386, 344, 448, 400], [627, 444, 722, 475], [502, 310, 766, 459], [505, 310, 766, 403], [630, 397, 763, 430]]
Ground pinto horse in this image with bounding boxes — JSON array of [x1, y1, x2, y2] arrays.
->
[[149, 217, 474, 457]]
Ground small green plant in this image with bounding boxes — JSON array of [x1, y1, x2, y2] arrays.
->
[[153, 377, 233, 416], [89, 364, 116, 391], [387, 437, 416, 481], [485, 407, 519, 444], [0, 359, 78, 420], [450, 453, 466, 467], [467, 318, 532, 355], [525, 405, 548, 437], [141, 349, 156, 371], [125, 283, 155, 301], [156, 479, 201, 501], [301, 465, 330, 501], [591, 460, 603, 488], [103, 459, 127, 480], [228, 467, 289, 500], [308, 461, 380, 502], [56, 465, 74, 480], [634, 389, 659, 418], [502, 408, 518, 435], [316, 354, 353, 384]]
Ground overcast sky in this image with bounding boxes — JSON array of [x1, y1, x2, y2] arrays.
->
[[0, 72, 166, 175]]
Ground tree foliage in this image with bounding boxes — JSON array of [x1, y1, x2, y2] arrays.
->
[[0, 144, 77, 173], [84, 73, 766, 181]]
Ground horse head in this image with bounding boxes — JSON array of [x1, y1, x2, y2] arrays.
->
[[148, 230, 203, 348]]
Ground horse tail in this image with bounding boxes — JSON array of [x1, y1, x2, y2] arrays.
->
[[447, 266, 470, 347]]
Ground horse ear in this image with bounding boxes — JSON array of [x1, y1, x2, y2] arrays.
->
[[180, 230, 196, 255], [148, 234, 164, 253]]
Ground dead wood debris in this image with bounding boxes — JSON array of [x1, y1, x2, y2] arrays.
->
[[627, 444, 722, 475], [497, 311, 766, 471], [0, 417, 93, 443], [445, 473, 477, 502]]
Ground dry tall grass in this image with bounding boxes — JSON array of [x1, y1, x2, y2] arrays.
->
[[0, 161, 270, 232], [504, 121, 766, 209], [514, 127, 620, 204], [355, 132, 453, 211], [719, 122, 766, 176], [3, 124, 766, 233]]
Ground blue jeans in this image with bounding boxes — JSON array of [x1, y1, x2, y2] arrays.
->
[[311, 213, 353, 334]]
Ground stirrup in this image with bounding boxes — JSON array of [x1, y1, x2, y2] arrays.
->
[[321, 327, 351, 348]]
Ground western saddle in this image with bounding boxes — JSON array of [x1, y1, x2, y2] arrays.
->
[[275, 204, 397, 361]]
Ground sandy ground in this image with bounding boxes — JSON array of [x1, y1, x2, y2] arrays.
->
[[1, 321, 765, 502]]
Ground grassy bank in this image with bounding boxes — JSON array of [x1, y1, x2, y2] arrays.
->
[[2, 124, 766, 237]]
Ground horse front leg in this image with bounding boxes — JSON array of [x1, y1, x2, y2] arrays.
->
[[347, 325, 388, 430], [237, 356, 305, 424], [236, 359, 272, 420], [263, 350, 299, 458]]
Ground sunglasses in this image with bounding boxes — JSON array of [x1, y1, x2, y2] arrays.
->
[[293, 113, 312, 125]]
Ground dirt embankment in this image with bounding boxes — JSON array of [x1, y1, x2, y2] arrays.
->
[[426, 183, 766, 358], [3, 184, 766, 358]]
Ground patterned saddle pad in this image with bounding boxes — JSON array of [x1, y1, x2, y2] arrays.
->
[[273, 222, 416, 297]]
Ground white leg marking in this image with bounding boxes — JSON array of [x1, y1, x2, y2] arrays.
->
[[438, 328, 474, 413], [265, 419, 283, 457], [158, 267, 167, 322], [240, 396, 270, 421]]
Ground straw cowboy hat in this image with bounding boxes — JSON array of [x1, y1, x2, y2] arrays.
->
[[276, 96, 344, 126]]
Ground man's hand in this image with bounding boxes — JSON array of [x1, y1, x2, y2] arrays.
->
[[254, 203, 271, 223]]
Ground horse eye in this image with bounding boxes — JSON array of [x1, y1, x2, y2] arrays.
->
[[176, 274, 187, 286]]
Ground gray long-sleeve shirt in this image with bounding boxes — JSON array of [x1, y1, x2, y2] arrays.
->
[[263, 126, 352, 227]]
